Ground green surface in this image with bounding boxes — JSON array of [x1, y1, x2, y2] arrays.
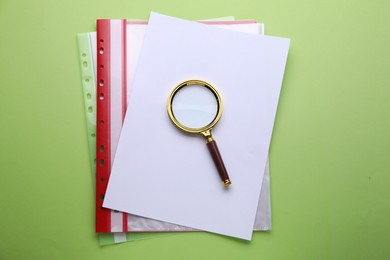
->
[[0, 0, 389, 259]]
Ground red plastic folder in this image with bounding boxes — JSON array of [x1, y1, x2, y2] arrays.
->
[[96, 19, 122, 232]]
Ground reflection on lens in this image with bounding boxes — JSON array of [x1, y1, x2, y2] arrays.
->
[[171, 84, 218, 129]]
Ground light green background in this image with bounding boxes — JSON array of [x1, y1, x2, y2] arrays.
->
[[0, 0, 389, 259]]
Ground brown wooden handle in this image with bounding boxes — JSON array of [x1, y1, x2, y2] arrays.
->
[[206, 140, 231, 187]]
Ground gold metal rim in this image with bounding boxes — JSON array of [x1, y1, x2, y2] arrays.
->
[[223, 179, 232, 187], [167, 80, 223, 135]]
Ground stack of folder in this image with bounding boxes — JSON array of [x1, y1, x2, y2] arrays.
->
[[77, 12, 289, 245]]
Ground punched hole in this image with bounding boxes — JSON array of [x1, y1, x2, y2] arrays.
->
[[88, 106, 93, 113], [99, 80, 104, 87], [99, 39, 104, 44], [99, 159, 104, 166], [100, 120, 104, 124], [99, 145, 104, 152], [84, 78, 90, 83], [86, 93, 92, 100], [99, 93, 104, 100], [99, 48, 104, 54], [91, 133, 96, 137], [82, 53, 87, 57], [100, 64, 104, 69], [83, 61, 88, 67], [100, 177, 104, 182], [99, 194, 104, 201]]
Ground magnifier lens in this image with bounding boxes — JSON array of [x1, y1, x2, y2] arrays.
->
[[171, 84, 218, 129]]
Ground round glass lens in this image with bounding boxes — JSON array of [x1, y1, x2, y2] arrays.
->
[[171, 84, 219, 129]]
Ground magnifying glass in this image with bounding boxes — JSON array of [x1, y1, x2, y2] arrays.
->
[[167, 80, 231, 187]]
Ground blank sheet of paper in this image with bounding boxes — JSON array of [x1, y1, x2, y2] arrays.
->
[[103, 12, 290, 240]]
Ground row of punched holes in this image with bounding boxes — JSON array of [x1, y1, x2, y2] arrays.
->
[[98, 37, 106, 205]]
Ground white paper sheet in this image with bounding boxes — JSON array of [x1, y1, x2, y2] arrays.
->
[[104, 13, 289, 240]]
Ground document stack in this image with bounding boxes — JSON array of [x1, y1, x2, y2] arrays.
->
[[77, 12, 289, 245]]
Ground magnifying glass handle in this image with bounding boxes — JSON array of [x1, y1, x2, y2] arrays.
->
[[206, 139, 231, 187]]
